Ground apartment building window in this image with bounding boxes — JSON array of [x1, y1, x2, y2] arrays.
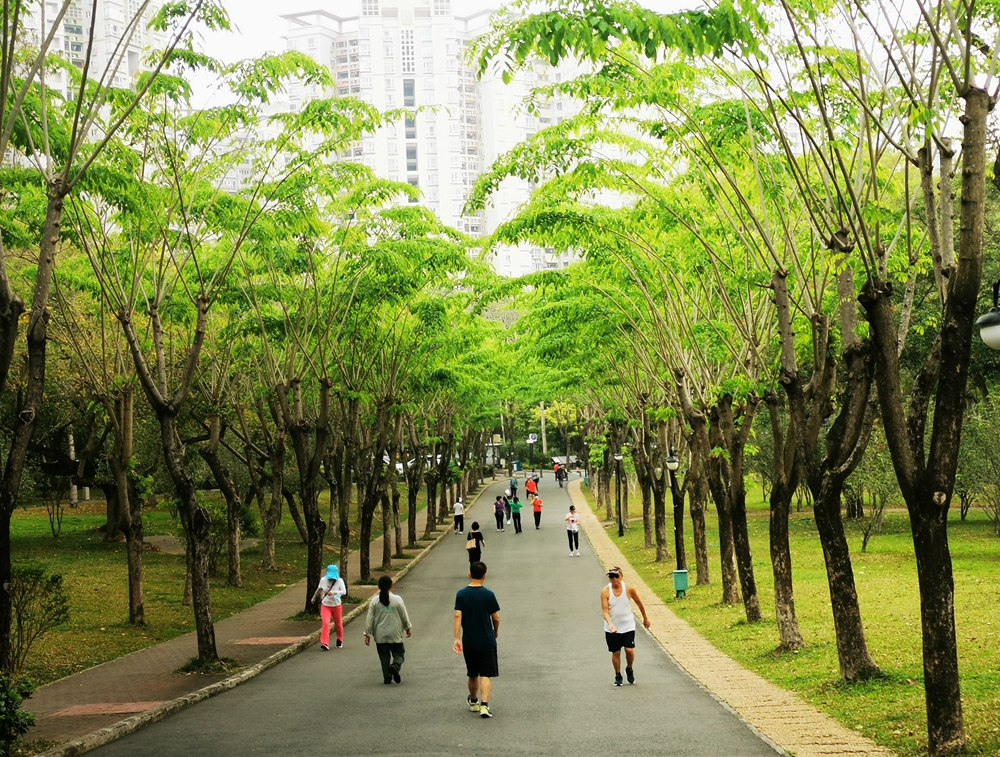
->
[[434, 0, 451, 15], [423, 61, 434, 74], [400, 30, 415, 74], [389, 158, 399, 171], [309, 37, 317, 49], [403, 79, 415, 107], [362, 0, 379, 15], [427, 156, 437, 169], [427, 173, 438, 185], [64, 24, 83, 34], [405, 116, 416, 139], [388, 143, 398, 155], [406, 145, 418, 171]]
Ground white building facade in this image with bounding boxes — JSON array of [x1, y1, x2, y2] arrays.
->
[[24, 1, 166, 96], [282, 0, 581, 275]]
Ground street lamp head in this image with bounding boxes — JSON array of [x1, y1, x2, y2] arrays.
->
[[978, 280, 1000, 350], [665, 446, 680, 472]]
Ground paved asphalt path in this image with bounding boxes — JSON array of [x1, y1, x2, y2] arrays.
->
[[90, 477, 779, 757]]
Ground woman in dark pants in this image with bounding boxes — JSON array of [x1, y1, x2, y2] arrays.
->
[[467, 522, 485, 563]]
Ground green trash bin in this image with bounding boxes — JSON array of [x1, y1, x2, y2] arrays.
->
[[583, 476, 590, 487], [672, 569, 689, 599]]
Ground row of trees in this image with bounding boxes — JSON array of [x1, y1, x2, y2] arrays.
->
[[469, 1, 1000, 755], [1, 0, 513, 675]]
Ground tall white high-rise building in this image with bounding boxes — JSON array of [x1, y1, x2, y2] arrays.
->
[[282, 0, 583, 274], [23, 1, 167, 96]]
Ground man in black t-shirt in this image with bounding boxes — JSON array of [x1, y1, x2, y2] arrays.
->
[[453, 561, 501, 718]]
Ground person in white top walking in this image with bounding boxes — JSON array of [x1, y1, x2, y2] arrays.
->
[[600, 566, 651, 686], [565, 505, 581, 556], [453, 498, 465, 534]]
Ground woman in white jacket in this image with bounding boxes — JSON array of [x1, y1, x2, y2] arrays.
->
[[364, 575, 413, 684], [313, 564, 346, 650]]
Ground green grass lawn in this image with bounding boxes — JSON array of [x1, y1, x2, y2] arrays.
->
[[14, 484, 438, 687], [582, 485, 1000, 757]]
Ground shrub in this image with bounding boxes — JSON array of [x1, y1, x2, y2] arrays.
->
[[0, 675, 35, 757], [9, 564, 70, 676]]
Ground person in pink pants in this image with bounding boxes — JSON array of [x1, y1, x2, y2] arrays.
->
[[313, 564, 347, 650]]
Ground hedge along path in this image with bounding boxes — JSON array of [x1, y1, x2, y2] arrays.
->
[[569, 480, 897, 757]]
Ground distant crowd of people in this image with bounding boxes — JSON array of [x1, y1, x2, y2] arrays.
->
[[314, 459, 652, 719]]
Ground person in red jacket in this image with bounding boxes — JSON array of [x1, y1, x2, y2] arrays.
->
[[525, 475, 538, 499], [532, 496, 543, 529]]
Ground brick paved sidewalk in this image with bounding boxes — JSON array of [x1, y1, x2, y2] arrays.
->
[[569, 481, 897, 757], [28, 484, 495, 756]]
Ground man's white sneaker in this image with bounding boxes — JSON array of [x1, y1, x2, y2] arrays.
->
[[574, 550, 580, 556]]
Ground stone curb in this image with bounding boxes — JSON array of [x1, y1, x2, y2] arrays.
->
[[36, 484, 492, 757]]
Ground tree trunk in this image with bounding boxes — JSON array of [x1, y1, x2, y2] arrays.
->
[[769, 479, 803, 650], [423, 474, 438, 540], [392, 480, 403, 556], [111, 388, 143, 624], [0, 186, 63, 669], [198, 415, 242, 588], [858, 85, 988, 753], [407, 480, 419, 547], [162, 416, 218, 664], [708, 397, 760, 620], [670, 470, 687, 571], [381, 491, 392, 570], [652, 477, 669, 562], [277, 380, 331, 615], [688, 472, 708, 584], [641, 476, 653, 548]]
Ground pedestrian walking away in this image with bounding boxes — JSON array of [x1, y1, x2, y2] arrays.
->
[[454, 561, 501, 718], [364, 575, 413, 684], [532, 495, 543, 529], [510, 495, 523, 533], [466, 522, 485, 564], [493, 495, 505, 531], [311, 564, 346, 650], [503, 490, 512, 524], [453, 497, 465, 533], [601, 566, 651, 686], [554, 461, 562, 488], [509, 475, 518, 500], [565, 504, 580, 556]]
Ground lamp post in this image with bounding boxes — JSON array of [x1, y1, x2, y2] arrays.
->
[[665, 448, 685, 571], [613, 452, 624, 537], [977, 279, 1000, 348]]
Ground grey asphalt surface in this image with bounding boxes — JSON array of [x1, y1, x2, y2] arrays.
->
[[89, 477, 780, 757]]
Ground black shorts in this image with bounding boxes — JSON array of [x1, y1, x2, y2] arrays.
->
[[463, 646, 499, 678], [605, 630, 636, 653]]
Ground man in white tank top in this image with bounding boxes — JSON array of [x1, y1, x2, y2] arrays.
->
[[600, 566, 651, 686]]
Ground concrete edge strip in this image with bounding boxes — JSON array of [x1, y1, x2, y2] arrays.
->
[[36, 484, 491, 757], [568, 481, 895, 757]]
